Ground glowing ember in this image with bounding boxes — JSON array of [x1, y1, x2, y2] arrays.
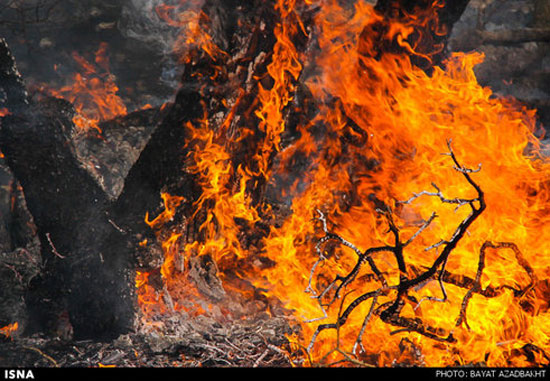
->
[[135, 0, 550, 367], [97, 363, 116, 368], [0, 322, 18, 340]]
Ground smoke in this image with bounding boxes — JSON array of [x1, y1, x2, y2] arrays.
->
[[118, 0, 205, 89], [119, 0, 181, 55]]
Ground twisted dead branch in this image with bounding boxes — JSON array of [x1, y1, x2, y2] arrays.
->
[[305, 140, 537, 363]]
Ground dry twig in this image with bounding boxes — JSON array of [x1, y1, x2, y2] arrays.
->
[[305, 140, 535, 362]]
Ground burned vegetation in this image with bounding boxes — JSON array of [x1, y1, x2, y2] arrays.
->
[[1, 0, 550, 368]]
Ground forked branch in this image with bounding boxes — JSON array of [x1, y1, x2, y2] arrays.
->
[[305, 140, 518, 361]]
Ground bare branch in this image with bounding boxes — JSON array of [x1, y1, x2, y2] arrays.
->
[[307, 140, 491, 356], [403, 211, 437, 247], [397, 182, 478, 210]]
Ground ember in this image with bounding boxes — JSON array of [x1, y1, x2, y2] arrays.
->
[[0, 322, 18, 340], [0, 0, 549, 370]]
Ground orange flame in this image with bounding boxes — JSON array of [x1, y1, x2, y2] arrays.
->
[[0, 322, 18, 339], [97, 363, 116, 368], [155, 1, 228, 64], [44, 43, 127, 134], [136, 0, 550, 367], [255, 1, 550, 366]]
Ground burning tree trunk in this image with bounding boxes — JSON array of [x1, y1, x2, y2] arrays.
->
[[0, 0, 471, 340], [2, 0, 550, 368], [113, 0, 283, 235], [0, 0, 296, 339]]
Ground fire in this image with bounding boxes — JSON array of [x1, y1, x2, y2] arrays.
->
[[0, 322, 18, 340], [135, 0, 550, 367], [42, 42, 127, 134], [154, 1, 228, 64], [97, 363, 116, 368]]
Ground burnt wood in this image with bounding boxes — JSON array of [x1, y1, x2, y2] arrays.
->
[[0, 96, 135, 340], [0, 38, 28, 112], [0, 0, 470, 341], [1, 37, 135, 339]]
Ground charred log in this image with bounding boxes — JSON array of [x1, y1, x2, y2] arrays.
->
[[453, 27, 550, 52]]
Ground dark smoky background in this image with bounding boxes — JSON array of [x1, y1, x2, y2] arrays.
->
[[0, 0, 205, 111], [449, 0, 550, 132]]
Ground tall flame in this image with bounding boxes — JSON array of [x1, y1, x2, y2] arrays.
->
[[137, 0, 550, 367]]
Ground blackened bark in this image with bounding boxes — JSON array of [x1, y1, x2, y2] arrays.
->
[[373, 0, 471, 69], [0, 98, 135, 340], [0, 38, 134, 340], [0, 38, 28, 112]]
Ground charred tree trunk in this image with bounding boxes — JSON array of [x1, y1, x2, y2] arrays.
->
[[112, 0, 282, 244], [0, 39, 134, 340]]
